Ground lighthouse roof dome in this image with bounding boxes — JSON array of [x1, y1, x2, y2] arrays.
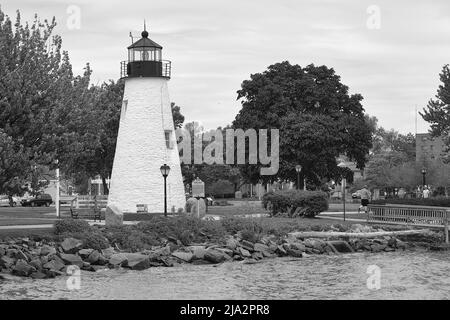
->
[[128, 31, 162, 49]]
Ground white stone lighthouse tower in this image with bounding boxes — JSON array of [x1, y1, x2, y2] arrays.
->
[[108, 28, 186, 214]]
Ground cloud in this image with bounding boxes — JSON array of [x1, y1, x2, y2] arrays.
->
[[1, 0, 448, 133]]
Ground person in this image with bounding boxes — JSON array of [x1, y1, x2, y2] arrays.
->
[[358, 185, 372, 213], [423, 186, 430, 199]]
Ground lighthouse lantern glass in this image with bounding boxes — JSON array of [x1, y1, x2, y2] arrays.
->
[[128, 47, 161, 62]]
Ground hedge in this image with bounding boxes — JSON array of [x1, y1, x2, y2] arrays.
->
[[371, 197, 450, 207], [262, 190, 329, 218]]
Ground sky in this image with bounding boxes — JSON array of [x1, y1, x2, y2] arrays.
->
[[1, 0, 449, 134]]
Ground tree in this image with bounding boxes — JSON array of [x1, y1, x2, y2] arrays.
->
[[232, 61, 374, 187], [171, 102, 185, 129], [0, 9, 85, 196], [421, 64, 450, 159]]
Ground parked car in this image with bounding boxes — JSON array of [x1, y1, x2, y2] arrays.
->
[[0, 195, 20, 207], [21, 194, 53, 207]]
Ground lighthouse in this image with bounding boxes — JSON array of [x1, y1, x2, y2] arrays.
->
[[107, 27, 186, 215]]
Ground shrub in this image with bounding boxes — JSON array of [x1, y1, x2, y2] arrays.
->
[[81, 232, 111, 251], [54, 219, 91, 235], [372, 197, 450, 207], [262, 190, 328, 218]]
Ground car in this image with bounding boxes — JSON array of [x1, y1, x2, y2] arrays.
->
[[21, 194, 53, 207], [0, 195, 20, 207]]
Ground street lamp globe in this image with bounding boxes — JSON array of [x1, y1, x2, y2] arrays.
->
[[421, 167, 427, 175], [160, 164, 171, 177], [295, 165, 302, 173]]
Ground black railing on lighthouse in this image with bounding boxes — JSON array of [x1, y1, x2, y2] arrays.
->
[[120, 60, 172, 79]]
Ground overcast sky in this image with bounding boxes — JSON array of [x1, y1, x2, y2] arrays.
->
[[2, 0, 449, 134]]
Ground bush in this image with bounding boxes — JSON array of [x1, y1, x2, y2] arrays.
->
[[262, 190, 328, 218], [54, 219, 91, 235], [372, 196, 450, 207], [81, 232, 111, 251]]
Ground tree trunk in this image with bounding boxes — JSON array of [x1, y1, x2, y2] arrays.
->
[[102, 176, 109, 195], [8, 195, 13, 207]]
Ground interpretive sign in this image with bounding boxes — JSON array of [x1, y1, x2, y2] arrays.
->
[[192, 178, 205, 198]]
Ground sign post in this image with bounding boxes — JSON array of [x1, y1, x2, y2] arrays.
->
[[192, 178, 205, 219]]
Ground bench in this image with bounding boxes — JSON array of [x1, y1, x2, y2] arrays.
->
[[367, 204, 449, 243], [70, 196, 108, 222]]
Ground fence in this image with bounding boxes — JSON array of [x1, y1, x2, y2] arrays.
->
[[368, 204, 449, 243]]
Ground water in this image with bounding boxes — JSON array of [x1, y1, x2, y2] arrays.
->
[[1, 250, 449, 300]]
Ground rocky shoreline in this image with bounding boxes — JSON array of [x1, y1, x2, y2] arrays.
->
[[1, 223, 441, 281]]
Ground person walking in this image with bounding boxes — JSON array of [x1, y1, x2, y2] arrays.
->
[[358, 185, 372, 213], [423, 186, 430, 199]]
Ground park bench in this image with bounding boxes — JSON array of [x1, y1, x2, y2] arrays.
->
[[70, 196, 108, 222], [367, 204, 449, 243]]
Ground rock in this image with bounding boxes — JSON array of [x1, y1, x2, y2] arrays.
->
[[370, 244, 385, 252], [61, 238, 83, 254], [275, 245, 288, 256], [167, 243, 180, 253], [261, 251, 276, 258], [204, 249, 231, 264], [43, 259, 65, 271], [172, 251, 194, 263], [188, 246, 206, 260], [109, 253, 128, 267], [304, 239, 325, 251], [254, 243, 270, 253], [81, 262, 91, 271], [59, 253, 84, 267], [154, 246, 171, 256], [191, 259, 213, 265], [327, 241, 354, 253], [396, 240, 408, 250], [290, 242, 306, 252], [15, 250, 29, 262], [240, 240, 254, 252], [214, 247, 234, 256], [384, 246, 396, 252], [226, 238, 239, 251], [101, 247, 115, 259], [29, 259, 42, 271], [185, 197, 206, 218], [12, 260, 36, 277], [252, 252, 264, 260], [123, 253, 151, 270], [243, 258, 259, 265], [40, 245, 56, 256], [30, 272, 47, 279], [286, 248, 303, 258], [86, 250, 102, 265], [237, 247, 252, 258], [78, 249, 94, 259], [0, 256, 16, 268], [89, 265, 109, 272], [105, 204, 123, 226]]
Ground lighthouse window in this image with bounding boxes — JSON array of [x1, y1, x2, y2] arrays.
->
[[165, 130, 173, 149], [121, 100, 128, 120]]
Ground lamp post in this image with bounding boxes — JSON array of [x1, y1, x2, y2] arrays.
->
[[55, 160, 60, 218], [421, 167, 427, 187], [295, 165, 302, 190], [337, 161, 348, 222], [160, 164, 171, 217]]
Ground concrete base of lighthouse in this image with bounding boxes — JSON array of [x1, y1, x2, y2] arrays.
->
[[107, 77, 186, 215]]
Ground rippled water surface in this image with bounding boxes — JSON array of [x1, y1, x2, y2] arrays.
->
[[1, 250, 449, 300]]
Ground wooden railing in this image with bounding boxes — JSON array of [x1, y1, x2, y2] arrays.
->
[[368, 204, 449, 243]]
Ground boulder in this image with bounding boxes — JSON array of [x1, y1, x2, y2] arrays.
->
[[86, 250, 105, 265], [289, 242, 306, 252], [185, 197, 206, 218], [109, 253, 128, 267], [188, 246, 206, 260], [286, 248, 303, 258], [275, 245, 288, 256], [327, 241, 354, 253], [0, 256, 16, 268], [15, 250, 29, 262], [172, 251, 194, 263], [40, 245, 56, 256], [43, 259, 65, 271], [78, 249, 94, 259], [237, 247, 252, 258], [101, 247, 115, 259], [30, 272, 47, 279], [226, 238, 239, 251], [252, 252, 264, 260], [204, 249, 231, 264], [253, 243, 270, 253], [105, 204, 123, 227], [61, 238, 83, 254], [59, 253, 84, 267], [29, 259, 43, 271], [240, 240, 254, 252], [12, 260, 36, 277], [123, 253, 151, 270]]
